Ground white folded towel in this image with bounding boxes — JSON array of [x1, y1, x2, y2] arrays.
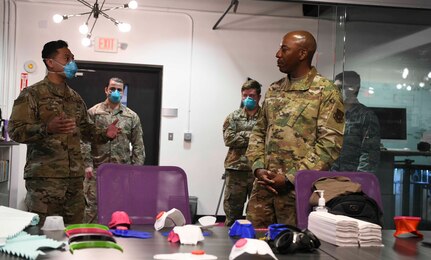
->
[[308, 211, 383, 247], [0, 206, 39, 246]]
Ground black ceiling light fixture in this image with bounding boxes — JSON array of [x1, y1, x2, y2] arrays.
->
[[53, 0, 138, 46]]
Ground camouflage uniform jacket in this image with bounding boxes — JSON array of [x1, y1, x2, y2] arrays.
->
[[223, 107, 261, 171], [82, 101, 145, 169], [331, 102, 380, 172], [246, 67, 345, 184], [8, 77, 107, 179]]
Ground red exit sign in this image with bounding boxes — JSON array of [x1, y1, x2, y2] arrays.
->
[[94, 37, 118, 53]]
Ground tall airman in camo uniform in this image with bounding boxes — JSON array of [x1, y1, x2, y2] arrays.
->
[[331, 71, 380, 173], [82, 77, 145, 223], [245, 31, 345, 228], [223, 78, 262, 226], [8, 40, 119, 225]]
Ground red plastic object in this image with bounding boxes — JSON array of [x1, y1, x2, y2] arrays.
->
[[167, 230, 180, 243], [109, 211, 132, 230], [65, 228, 113, 237], [393, 216, 424, 238], [156, 211, 165, 220], [235, 238, 248, 248]]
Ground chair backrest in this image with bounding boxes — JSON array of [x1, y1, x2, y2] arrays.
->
[[295, 170, 383, 229], [97, 163, 191, 225]]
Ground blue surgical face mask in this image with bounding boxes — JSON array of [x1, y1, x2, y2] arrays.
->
[[109, 90, 122, 103], [243, 96, 257, 110], [63, 61, 78, 79], [51, 59, 78, 79]]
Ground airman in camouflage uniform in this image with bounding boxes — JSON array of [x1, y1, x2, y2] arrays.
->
[[223, 78, 262, 226], [8, 40, 119, 225], [245, 31, 345, 228], [331, 71, 380, 173], [82, 77, 145, 223]]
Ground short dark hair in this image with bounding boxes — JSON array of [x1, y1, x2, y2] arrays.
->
[[41, 40, 68, 67], [241, 77, 262, 95], [42, 40, 68, 59], [106, 77, 124, 88], [334, 71, 361, 89]]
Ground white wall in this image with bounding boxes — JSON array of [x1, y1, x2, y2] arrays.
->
[[6, 0, 334, 215]]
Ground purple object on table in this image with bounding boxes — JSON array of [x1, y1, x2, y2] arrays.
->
[[97, 164, 192, 225]]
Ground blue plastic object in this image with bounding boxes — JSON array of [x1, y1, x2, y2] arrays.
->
[[109, 229, 152, 239], [267, 224, 289, 241], [228, 220, 256, 238]]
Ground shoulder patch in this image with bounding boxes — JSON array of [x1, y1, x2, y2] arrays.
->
[[333, 109, 344, 124]]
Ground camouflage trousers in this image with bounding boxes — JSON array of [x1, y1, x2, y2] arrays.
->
[[83, 171, 98, 223], [223, 169, 254, 226], [246, 179, 296, 228], [25, 177, 84, 226]]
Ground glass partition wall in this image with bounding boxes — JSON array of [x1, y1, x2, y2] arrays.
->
[[336, 5, 431, 151], [325, 4, 431, 229], [314, 4, 431, 151]]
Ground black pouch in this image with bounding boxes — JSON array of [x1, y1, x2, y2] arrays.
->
[[327, 192, 383, 227]]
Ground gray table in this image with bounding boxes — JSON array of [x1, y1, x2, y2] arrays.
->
[[377, 149, 431, 229], [320, 230, 431, 259], [1, 226, 431, 259]]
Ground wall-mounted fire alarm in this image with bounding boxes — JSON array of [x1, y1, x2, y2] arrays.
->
[[24, 60, 37, 73]]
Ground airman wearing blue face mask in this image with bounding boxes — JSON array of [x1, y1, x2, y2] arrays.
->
[[222, 77, 262, 226], [8, 40, 121, 225], [81, 77, 145, 223]]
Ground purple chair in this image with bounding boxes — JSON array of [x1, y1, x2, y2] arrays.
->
[[97, 163, 192, 225], [294, 170, 383, 229]]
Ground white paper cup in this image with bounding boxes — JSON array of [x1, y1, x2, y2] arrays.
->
[[198, 216, 217, 227], [41, 216, 65, 231]]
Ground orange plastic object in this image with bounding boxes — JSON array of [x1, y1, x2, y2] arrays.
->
[[191, 250, 205, 255], [393, 216, 424, 238]]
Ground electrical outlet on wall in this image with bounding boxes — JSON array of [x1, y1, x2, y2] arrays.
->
[[184, 132, 192, 142]]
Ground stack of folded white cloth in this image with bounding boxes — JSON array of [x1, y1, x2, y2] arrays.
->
[[308, 211, 359, 246], [357, 219, 383, 247], [308, 211, 383, 247]]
